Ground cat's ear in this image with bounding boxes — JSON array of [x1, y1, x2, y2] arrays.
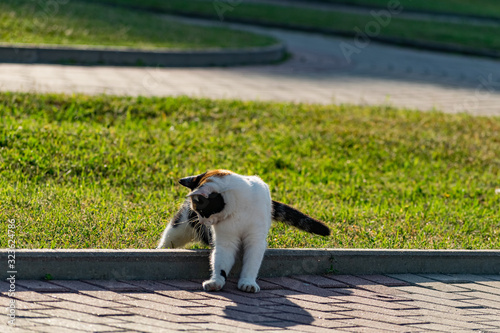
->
[[179, 172, 206, 190], [179, 176, 197, 190]]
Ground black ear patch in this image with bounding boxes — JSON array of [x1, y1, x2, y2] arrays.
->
[[191, 192, 225, 218], [179, 172, 207, 190]]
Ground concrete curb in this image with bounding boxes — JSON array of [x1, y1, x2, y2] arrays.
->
[[0, 43, 286, 66], [3, 249, 499, 280]]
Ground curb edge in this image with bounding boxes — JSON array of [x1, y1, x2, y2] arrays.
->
[[3, 249, 499, 280], [0, 43, 286, 67]]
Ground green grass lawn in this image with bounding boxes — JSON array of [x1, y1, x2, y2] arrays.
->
[[94, 0, 500, 53], [0, 0, 277, 49], [325, 0, 500, 19], [1, 92, 499, 250]]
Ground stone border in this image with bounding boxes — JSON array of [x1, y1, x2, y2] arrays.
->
[[0, 43, 286, 66], [3, 249, 499, 280]]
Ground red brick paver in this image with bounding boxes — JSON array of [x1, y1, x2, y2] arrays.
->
[[3, 274, 500, 332]]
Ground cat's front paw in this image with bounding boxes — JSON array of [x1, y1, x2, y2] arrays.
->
[[202, 278, 225, 292], [238, 278, 260, 293]]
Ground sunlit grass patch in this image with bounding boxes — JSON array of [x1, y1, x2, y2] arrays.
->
[[1, 92, 499, 249]]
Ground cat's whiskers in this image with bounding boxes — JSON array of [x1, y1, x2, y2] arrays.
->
[[174, 216, 199, 226], [194, 222, 204, 236]]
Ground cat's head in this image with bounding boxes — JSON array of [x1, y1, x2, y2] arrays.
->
[[179, 169, 233, 226]]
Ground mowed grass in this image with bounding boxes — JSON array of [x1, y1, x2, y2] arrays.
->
[[98, 0, 500, 52], [1, 93, 499, 249], [0, 0, 277, 49]]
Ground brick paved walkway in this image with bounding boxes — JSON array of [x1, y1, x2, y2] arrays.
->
[[3, 274, 500, 332], [2, 17, 500, 116]]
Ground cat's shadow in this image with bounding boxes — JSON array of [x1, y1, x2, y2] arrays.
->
[[214, 279, 317, 328]]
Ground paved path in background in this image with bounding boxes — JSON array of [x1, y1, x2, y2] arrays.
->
[[2, 17, 500, 116], [2, 274, 500, 332]]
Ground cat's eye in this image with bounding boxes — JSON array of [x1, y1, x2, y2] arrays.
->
[[191, 194, 209, 210]]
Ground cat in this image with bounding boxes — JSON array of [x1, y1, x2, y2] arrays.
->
[[157, 169, 330, 293]]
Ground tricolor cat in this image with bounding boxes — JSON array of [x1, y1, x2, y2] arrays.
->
[[158, 169, 330, 293]]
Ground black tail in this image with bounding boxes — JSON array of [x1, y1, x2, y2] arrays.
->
[[271, 200, 330, 236]]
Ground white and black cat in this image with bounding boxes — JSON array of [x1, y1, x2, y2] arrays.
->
[[157, 169, 330, 293]]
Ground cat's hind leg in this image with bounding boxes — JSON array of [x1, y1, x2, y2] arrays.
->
[[203, 240, 238, 292]]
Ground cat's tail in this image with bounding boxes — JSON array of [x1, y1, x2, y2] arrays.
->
[[271, 200, 331, 236]]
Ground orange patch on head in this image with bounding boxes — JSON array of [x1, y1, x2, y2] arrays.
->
[[199, 169, 233, 186]]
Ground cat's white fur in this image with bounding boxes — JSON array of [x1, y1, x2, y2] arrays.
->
[[193, 172, 272, 293]]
